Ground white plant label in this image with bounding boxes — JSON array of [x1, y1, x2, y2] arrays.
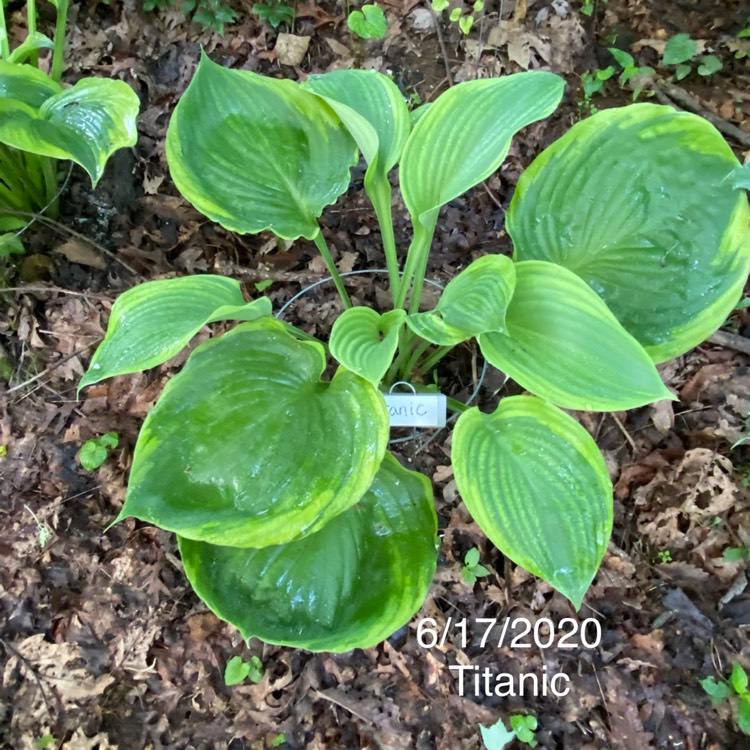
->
[[384, 393, 447, 428]]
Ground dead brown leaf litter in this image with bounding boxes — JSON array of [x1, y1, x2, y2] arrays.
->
[[2, 0, 750, 747]]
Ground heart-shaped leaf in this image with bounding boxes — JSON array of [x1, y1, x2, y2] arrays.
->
[[0, 77, 139, 184], [347, 4, 387, 39], [0, 60, 61, 109], [117, 318, 389, 548], [407, 254, 515, 345], [330, 307, 406, 385], [166, 54, 358, 241], [508, 104, 750, 362], [478, 261, 674, 411], [662, 33, 698, 65], [400, 72, 564, 230], [179, 452, 438, 651], [79, 275, 272, 392], [453, 396, 613, 608]]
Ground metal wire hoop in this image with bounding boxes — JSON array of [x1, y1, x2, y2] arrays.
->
[[274, 268, 490, 445]]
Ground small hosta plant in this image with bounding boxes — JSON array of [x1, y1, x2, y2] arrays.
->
[[0, 0, 139, 254], [80, 57, 750, 651]]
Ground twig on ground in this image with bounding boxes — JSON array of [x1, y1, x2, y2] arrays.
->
[[482, 180, 504, 210], [0, 209, 139, 276], [707, 330, 750, 357], [432, 9, 454, 87], [652, 80, 750, 149], [0, 285, 110, 300], [8, 346, 92, 395], [610, 412, 638, 454]]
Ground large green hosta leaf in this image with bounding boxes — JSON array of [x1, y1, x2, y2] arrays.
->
[[399, 72, 565, 230], [79, 275, 272, 391], [453, 396, 612, 608], [407, 255, 515, 345], [479, 261, 674, 411], [116, 319, 389, 547], [0, 77, 139, 184], [0, 61, 61, 108], [166, 54, 358, 241], [508, 104, 750, 362], [179, 452, 438, 651], [302, 69, 409, 176]]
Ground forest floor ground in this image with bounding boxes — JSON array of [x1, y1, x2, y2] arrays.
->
[[2, 0, 750, 748]]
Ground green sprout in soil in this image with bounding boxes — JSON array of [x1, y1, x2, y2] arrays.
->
[[78, 431, 119, 471]]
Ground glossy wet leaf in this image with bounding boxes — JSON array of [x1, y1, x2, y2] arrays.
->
[[0, 77, 139, 184], [79, 276, 272, 391], [166, 54, 358, 241], [400, 72, 564, 229], [407, 255, 515, 345], [479, 261, 673, 411], [453, 396, 612, 608], [302, 69, 410, 177], [732, 162, 750, 191], [508, 104, 750, 362], [0, 61, 61, 109], [179, 452, 437, 651], [118, 319, 389, 548], [330, 307, 406, 385]]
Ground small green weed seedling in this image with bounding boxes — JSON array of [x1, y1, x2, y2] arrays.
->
[[580, 0, 607, 17], [78, 431, 119, 471], [431, 0, 484, 36], [605, 47, 655, 100], [224, 654, 264, 685], [461, 547, 490, 584], [142, 0, 239, 33], [270, 734, 286, 748], [252, 0, 294, 29], [481, 714, 538, 749], [661, 33, 723, 81], [0, 0, 139, 255], [583, 36, 724, 109], [701, 662, 750, 735], [80, 57, 750, 652], [723, 546, 750, 563], [347, 4, 387, 39]]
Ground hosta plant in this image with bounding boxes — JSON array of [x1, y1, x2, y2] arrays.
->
[[79, 57, 750, 652], [0, 0, 139, 254]]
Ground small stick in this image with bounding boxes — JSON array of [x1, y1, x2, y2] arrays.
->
[[652, 80, 750, 149], [8, 346, 92, 394], [610, 412, 638, 454], [432, 9, 454, 87], [0, 210, 138, 276], [0, 285, 110, 300], [707, 330, 750, 357]]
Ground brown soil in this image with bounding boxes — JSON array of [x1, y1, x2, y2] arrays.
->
[[2, 0, 750, 748]]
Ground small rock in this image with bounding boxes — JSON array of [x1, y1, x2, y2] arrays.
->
[[275, 33, 310, 66], [410, 7, 436, 32]]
